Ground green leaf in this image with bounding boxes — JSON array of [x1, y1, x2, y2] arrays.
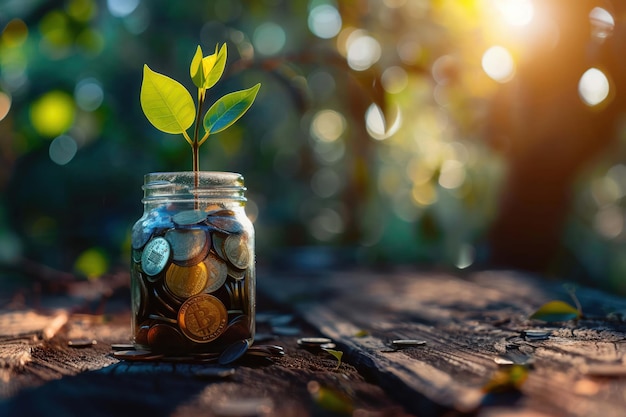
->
[[530, 300, 581, 322], [141, 65, 195, 134], [203, 43, 227, 89], [482, 364, 528, 393], [203, 83, 260, 135], [190, 45, 205, 88], [322, 348, 343, 370]]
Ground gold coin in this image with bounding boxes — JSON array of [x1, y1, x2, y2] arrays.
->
[[224, 234, 250, 269], [165, 263, 208, 299], [165, 228, 209, 265], [178, 294, 228, 343], [203, 253, 228, 293]]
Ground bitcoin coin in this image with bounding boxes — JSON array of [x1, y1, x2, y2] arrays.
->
[[203, 253, 228, 293], [178, 294, 228, 343], [224, 234, 250, 269], [165, 228, 210, 266], [173, 209, 208, 226], [165, 263, 208, 299], [141, 237, 171, 276]]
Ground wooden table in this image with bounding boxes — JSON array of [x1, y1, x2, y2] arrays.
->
[[2, 268, 626, 416]]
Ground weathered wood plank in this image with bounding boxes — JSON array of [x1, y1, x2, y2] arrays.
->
[[259, 269, 626, 417]]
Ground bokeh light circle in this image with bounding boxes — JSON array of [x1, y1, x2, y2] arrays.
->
[[308, 5, 342, 39]]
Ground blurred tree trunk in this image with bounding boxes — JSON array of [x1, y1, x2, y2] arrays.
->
[[486, 0, 625, 272]]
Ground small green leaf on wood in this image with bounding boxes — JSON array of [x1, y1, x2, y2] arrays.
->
[[203, 83, 261, 135], [323, 348, 343, 370], [482, 364, 528, 393], [354, 330, 369, 338], [141, 64, 195, 134], [530, 300, 581, 322]]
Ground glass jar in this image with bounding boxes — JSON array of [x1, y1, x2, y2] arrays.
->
[[130, 172, 255, 354]]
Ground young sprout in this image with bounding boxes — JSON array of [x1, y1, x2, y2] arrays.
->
[[140, 43, 260, 174]]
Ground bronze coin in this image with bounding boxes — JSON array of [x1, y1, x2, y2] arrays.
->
[[141, 237, 171, 276], [165, 228, 210, 266], [165, 262, 208, 299], [152, 286, 178, 316], [147, 323, 186, 351], [203, 253, 228, 293], [223, 234, 250, 269], [207, 216, 243, 234], [206, 208, 235, 217], [178, 294, 228, 343]]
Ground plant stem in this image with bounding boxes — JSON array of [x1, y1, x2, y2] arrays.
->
[[192, 88, 205, 190]]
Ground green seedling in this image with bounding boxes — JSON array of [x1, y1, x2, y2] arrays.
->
[[140, 43, 260, 173]]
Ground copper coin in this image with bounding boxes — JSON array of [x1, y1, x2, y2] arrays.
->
[[173, 209, 208, 226], [165, 262, 208, 299], [165, 228, 210, 266], [207, 216, 243, 234], [148, 314, 178, 325], [206, 208, 235, 217], [223, 234, 250, 269], [203, 253, 228, 293], [178, 294, 228, 343], [147, 323, 186, 351], [141, 237, 171, 276]]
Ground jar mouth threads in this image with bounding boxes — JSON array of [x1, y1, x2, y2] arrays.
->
[[142, 172, 247, 205]]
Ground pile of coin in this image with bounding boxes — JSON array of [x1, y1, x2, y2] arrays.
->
[[130, 206, 254, 354]]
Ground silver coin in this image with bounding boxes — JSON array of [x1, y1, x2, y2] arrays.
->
[[297, 337, 333, 347], [391, 339, 427, 347], [203, 253, 228, 293], [173, 209, 208, 226], [218, 339, 250, 365], [165, 228, 210, 265], [141, 237, 171, 276], [68, 339, 97, 348]]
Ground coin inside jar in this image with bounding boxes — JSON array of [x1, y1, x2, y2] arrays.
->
[[178, 294, 228, 343], [203, 253, 228, 293], [173, 209, 208, 226], [224, 234, 250, 269], [165, 262, 209, 299], [141, 237, 171, 276], [165, 228, 210, 266]]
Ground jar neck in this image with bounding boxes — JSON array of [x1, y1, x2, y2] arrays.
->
[[142, 172, 246, 211]]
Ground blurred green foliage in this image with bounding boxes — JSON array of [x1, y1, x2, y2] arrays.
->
[[1, 0, 626, 294]]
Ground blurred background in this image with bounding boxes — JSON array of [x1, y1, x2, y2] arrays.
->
[[1, 0, 626, 295]]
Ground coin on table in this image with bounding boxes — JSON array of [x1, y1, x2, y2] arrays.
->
[[173, 209, 208, 226], [218, 339, 250, 365], [178, 294, 228, 343], [165, 228, 210, 266], [297, 337, 333, 348], [203, 253, 228, 293], [141, 237, 171, 276], [223, 234, 250, 269], [165, 262, 209, 299], [114, 350, 164, 361]]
